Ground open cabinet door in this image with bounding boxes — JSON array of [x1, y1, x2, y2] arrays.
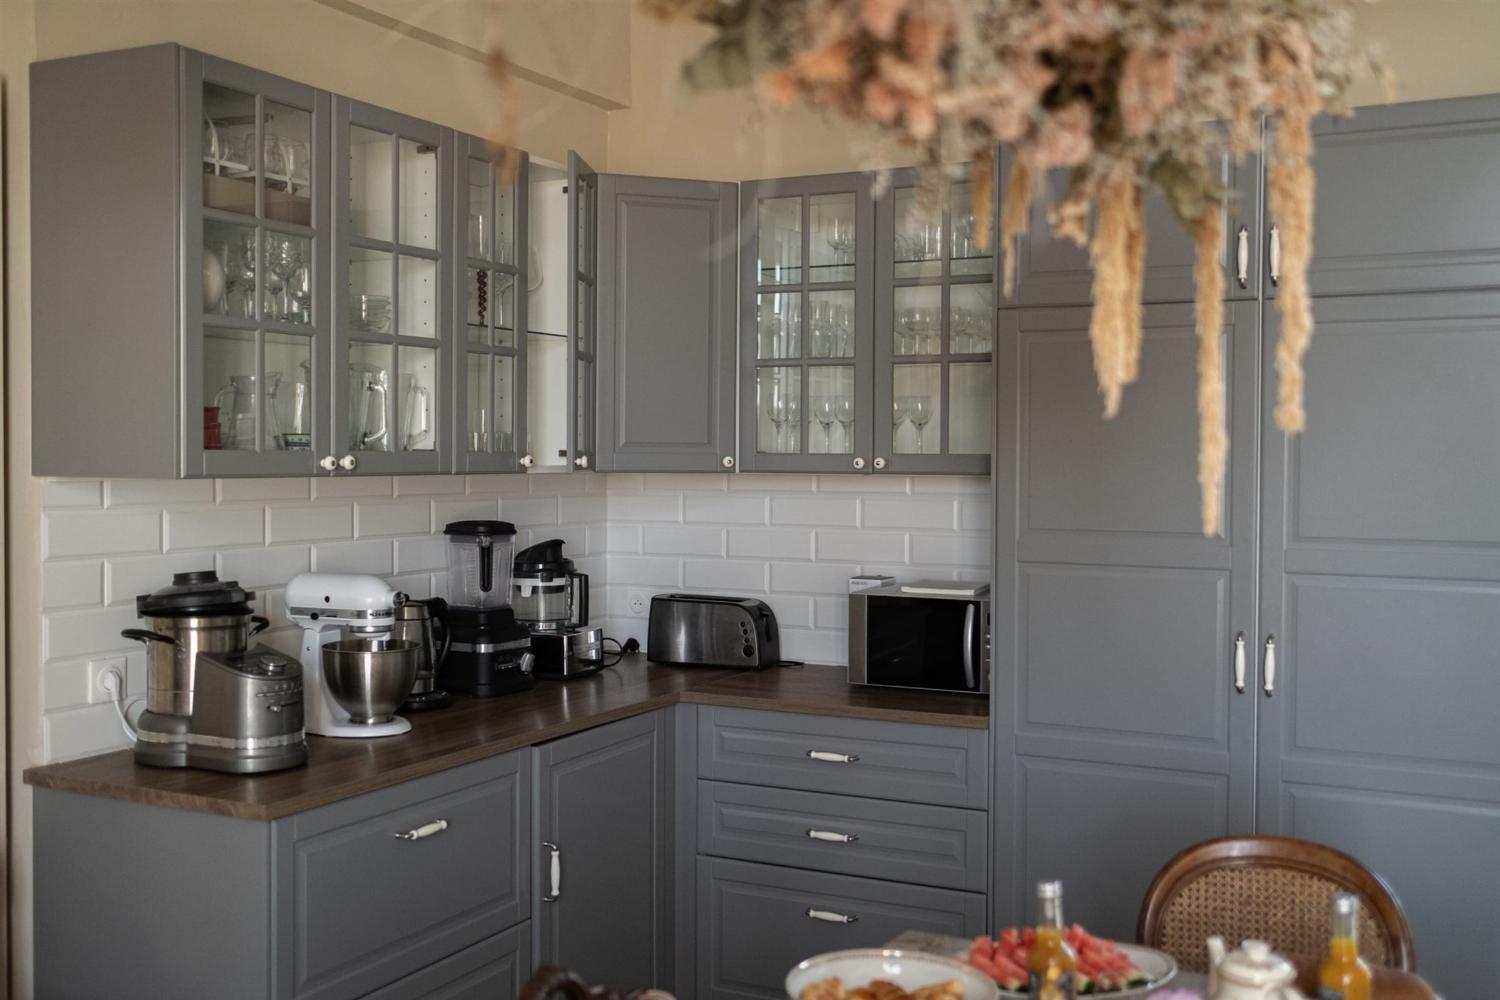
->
[[567, 150, 598, 471]]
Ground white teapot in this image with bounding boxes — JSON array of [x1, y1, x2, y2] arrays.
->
[[1205, 938, 1307, 1000]]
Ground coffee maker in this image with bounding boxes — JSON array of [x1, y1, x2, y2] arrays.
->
[[513, 538, 604, 679], [437, 520, 536, 696]]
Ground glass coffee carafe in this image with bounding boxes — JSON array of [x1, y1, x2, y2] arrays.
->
[[213, 372, 283, 450], [443, 520, 517, 611]]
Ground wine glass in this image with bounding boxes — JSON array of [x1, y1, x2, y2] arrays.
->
[[280, 138, 307, 197], [907, 395, 934, 453], [267, 236, 302, 321], [826, 217, 854, 264], [809, 299, 832, 358], [237, 232, 258, 318], [831, 301, 853, 357], [835, 394, 855, 452], [812, 396, 838, 454], [764, 376, 789, 453], [784, 394, 802, 453], [951, 306, 972, 354]]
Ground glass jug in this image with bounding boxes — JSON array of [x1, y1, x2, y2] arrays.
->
[[443, 520, 517, 610], [400, 372, 431, 451], [213, 372, 283, 451], [280, 360, 312, 451], [349, 361, 389, 451]]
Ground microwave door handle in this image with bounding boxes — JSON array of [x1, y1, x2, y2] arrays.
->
[[962, 603, 977, 690]]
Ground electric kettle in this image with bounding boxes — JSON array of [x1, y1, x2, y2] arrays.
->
[[395, 597, 453, 711]]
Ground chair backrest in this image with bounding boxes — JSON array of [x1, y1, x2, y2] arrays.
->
[[1137, 835, 1416, 974]]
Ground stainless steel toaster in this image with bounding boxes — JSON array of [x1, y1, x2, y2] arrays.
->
[[646, 594, 781, 669]]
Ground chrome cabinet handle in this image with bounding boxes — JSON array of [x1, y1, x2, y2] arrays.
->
[[1269, 224, 1281, 286], [805, 907, 858, 924], [721, 455, 735, 469], [806, 828, 859, 844], [393, 819, 448, 841], [1236, 225, 1250, 288], [1263, 635, 1277, 697], [806, 750, 859, 764], [1234, 631, 1247, 694], [962, 603, 977, 691], [542, 841, 561, 901]]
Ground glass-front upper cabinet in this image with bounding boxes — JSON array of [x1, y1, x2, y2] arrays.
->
[[569, 151, 599, 471], [873, 167, 996, 474], [331, 99, 451, 474], [739, 173, 875, 472], [191, 56, 331, 476], [455, 134, 527, 473]]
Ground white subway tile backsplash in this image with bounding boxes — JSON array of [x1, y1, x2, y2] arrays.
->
[[394, 535, 448, 574], [219, 478, 311, 503], [395, 476, 467, 496], [959, 500, 993, 532], [464, 474, 533, 496], [643, 526, 724, 557], [763, 594, 814, 629], [592, 524, 642, 553], [727, 528, 812, 560], [770, 561, 861, 595], [683, 559, 767, 592], [44, 704, 128, 761], [909, 533, 990, 567], [911, 476, 989, 495], [44, 510, 160, 559], [42, 479, 103, 508], [558, 495, 609, 523], [43, 659, 93, 711], [107, 479, 216, 506], [685, 495, 766, 525], [609, 556, 683, 588], [729, 473, 815, 493], [432, 497, 502, 526], [107, 552, 216, 605], [816, 530, 906, 563], [604, 473, 646, 494], [167, 507, 265, 550], [779, 627, 847, 665], [43, 561, 103, 610], [502, 496, 562, 526], [313, 476, 395, 499], [44, 605, 140, 661], [217, 545, 312, 587], [816, 474, 909, 494], [314, 541, 395, 576], [770, 496, 859, 527], [813, 596, 849, 629], [863, 497, 957, 530], [265, 504, 352, 544], [356, 501, 432, 538], [641, 473, 728, 493], [609, 494, 684, 522]]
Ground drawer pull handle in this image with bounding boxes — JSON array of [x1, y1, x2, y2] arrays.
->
[[805, 907, 859, 924], [806, 750, 860, 764], [542, 841, 562, 902], [806, 828, 859, 844], [393, 819, 448, 841]]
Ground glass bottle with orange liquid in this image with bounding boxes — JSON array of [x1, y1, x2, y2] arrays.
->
[[1028, 880, 1076, 1000], [1317, 893, 1372, 1000]]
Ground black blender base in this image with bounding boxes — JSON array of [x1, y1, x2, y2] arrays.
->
[[450, 670, 535, 697]]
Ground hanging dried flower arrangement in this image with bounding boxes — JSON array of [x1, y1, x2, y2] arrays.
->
[[621, 0, 1370, 536]]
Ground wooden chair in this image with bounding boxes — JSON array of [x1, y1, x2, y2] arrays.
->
[[1137, 835, 1416, 975]]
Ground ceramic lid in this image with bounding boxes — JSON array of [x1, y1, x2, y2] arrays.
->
[[136, 570, 256, 618], [1220, 940, 1296, 987]]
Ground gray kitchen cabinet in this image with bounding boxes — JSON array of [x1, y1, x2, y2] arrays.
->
[[739, 172, 877, 473], [990, 301, 1262, 938], [1268, 95, 1500, 297], [534, 710, 672, 992], [1003, 137, 1261, 307], [1256, 291, 1500, 996], [696, 857, 987, 1000], [595, 174, 738, 472], [34, 751, 529, 1000], [454, 133, 529, 473], [569, 150, 600, 471], [360, 924, 531, 1000], [32, 44, 334, 478], [872, 166, 998, 474]]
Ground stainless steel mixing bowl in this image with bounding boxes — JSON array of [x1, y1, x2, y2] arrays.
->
[[321, 638, 420, 724]]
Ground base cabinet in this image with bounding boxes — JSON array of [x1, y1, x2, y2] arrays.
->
[[360, 924, 531, 1000]]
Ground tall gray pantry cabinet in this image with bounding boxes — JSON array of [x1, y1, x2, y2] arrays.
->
[[990, 93, 1500, 997]]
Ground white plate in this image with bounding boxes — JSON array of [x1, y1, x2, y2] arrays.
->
[[989, 943, 1177, 998], [787, 948, 1000, 999]]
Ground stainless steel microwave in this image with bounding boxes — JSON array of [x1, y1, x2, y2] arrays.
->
[[848, 582, 990, 695]]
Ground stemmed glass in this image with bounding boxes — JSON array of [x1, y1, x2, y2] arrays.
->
[[951, 306, 972, 354], [831, 301, 853, 357], [835, 394, 855, 451], [267, 236, 303, 321], [764, 376, 789, 452], [784, 395, 802, 454], [810, 299, 833, 358], [826, 217, 854, 265], [812, 396, 838, 454], [237, 232, 258, 319], [895, 395, 935, 453]]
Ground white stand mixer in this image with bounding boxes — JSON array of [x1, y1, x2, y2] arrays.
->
[[287, 572, 411, 738]]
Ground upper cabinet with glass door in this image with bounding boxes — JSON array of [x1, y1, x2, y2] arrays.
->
[[331, 100, 452, 474], [873, 167, 997, 474], [455, 134, 527, 473], [739, 173, 875, 472]]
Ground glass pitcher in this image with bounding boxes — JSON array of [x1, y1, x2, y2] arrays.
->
[[400, 372, 431, 451], [349, 361, 389, 451], [213, 372, 283, 451], [280, 360, 312, 451]]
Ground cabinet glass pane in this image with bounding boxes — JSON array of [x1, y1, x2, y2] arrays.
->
[[466, 352, 492, 452], [893, 363, 941, 455], [756, 367, 802, 454], [204, 219, 257, 320], [807, 366, 855, 454], [348, 342, 393, 453], [397, 254, 437, 338], [397, 345, 436, 451], [399, 138, 438, 250], [756, 292, 801, 360], [951, 283, 994, 354], [263, 231, 312, 325], [271, 335, 314, 452], [467, 157, 492, 260], [495, 355, 516, 454], [808, 290, 855, 359], [810, 192, 856, 283], [349, 247, 393, 332], [204, 330, 258, 451], [266, 334, 312, 451], [894, 285, 942, 356], [349, 126, 393, 241], [950, 361, 993, 454], [576, 356, 593, 455], [496, 173, 515, 266], [894, 187, 942, 279], [263, 101, 312, 227], [950, 180, 991, 276], [757, 197, 802, 285], [495, 271, 516, 347], [202, 83, 256, 215], [576, 278, 592, 353]]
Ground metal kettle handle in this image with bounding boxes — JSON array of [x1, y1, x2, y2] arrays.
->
[[426, 598, 452, 667], [570, 571, 589, 627], [249, 615, 270, 638], [122, 628, 176, 646]]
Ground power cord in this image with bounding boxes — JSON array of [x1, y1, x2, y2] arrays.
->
[[100, 668, 144, 743], [598, 636, 639, 668]]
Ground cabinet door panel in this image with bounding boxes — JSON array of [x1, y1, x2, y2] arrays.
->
[[597, 175, 736, 471], [535, 711, 669, 992], [359, 924, 531, 1000]]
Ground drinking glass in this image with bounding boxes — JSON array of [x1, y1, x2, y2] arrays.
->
[[237, 232, 258, 318], [279, 138, 308, 196], [811, 396, 837, 454], [809, 299, 833, 358], [832, 301, 853, 357], [764, 377, 789, 452], [826, 217, 855, 263], [263, 135, 285, 181], [784, 394, 803, 453], [835, 394, 855, 450], [266, 236, 302, 321], [907, 395, 934, 452]]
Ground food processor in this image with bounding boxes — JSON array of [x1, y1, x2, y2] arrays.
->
[[436, 520, 536, 696], [513, 538, 603, 679]]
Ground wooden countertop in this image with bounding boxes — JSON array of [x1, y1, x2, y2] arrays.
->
[[24, 654, 988, 821]]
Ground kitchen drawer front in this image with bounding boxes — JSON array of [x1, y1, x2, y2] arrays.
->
[[697, 707, 989, 808], [286, 753, 529, 1000], [697, 857, 986, 1000], [358, 923, 531, 1000], [698, 781, 987, 892]]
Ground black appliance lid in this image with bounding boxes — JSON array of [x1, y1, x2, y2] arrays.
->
[[513, 538, 575, 577], [443, 520, 517, 538], [136, 570, 256, 617]]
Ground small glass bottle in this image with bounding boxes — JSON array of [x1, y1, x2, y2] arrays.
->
[[1317, 893, 1373, 1000], [1028, 880, 1077, 1000]]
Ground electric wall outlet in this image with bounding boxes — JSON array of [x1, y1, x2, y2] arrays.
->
[[629, 592, 649, 616], [89, 656, 129, 704]]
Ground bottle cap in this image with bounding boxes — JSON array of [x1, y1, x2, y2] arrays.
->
[[1332, 892, 1360, 917], [1037, 880, 1063, 899]]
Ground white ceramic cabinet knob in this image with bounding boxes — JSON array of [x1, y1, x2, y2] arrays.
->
[[519, 454, 535, 469], [319, 456, 339, 472], [873, 457, 887, 470], [338, 455, 358, 471], [574, 455, 590, 469], [721, 455, 735, 469], [852, 457, 866, 470]]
